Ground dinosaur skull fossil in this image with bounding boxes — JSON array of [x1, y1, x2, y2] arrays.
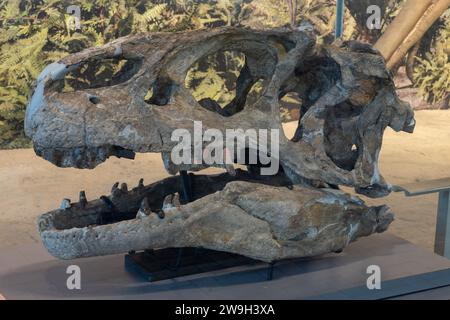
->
[[26, 28, 413, 262]]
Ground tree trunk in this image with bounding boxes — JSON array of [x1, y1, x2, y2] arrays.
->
[[386, 0, 450, 69], [374, 0, 432, 61], [285, 0, 299, 28], [405, 39, 421, 82]]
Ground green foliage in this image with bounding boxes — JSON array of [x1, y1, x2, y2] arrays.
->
[[299, 0, 344, 42], [186, 51, 245, 107], [414, 10, 450, 105], [0, 0, 195, 149], [0, 0, 294, 149]]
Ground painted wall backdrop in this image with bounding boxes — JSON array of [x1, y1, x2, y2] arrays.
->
[[0, 0, 448, 149]]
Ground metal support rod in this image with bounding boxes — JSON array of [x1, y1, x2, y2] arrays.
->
[[434, 190, 450, 258], [180, 170, 193, 203], [173, 171, 194, 269], [335, 0, 345, 39]]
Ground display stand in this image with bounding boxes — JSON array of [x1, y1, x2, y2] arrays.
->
[[125, 248, 259, 282]]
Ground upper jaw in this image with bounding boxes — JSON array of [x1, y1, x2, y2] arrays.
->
[[26, 28, 414, 197]]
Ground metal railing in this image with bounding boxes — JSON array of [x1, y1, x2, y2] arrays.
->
[[393, 178, 450, 259]]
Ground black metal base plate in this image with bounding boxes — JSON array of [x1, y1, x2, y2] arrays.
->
[[124, 248, 259, 282]]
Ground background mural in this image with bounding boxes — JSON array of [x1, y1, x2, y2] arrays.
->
[[0, 0, 449, 149]]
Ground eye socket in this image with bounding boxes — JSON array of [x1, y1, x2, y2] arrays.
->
[[184, 50, 265, 117], [61, 57, 142, 92], [185, 50, 245, 107]]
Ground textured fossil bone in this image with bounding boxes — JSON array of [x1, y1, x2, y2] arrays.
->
[[25, 27, 414, 197], [38, 171, 393, 262], [27, 27, 414, 262]]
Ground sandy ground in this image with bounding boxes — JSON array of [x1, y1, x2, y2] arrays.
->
[[0, 110, 449, 252]]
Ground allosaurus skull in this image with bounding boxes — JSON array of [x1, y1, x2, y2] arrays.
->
[[27, 28, 412, 262]]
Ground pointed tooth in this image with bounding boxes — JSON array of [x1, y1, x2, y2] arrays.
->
[[136, 212, 146, 219], [111, 182, 119, 193], [138, 178, 144, 189], [141, 197, 150, 211], [111, 182, 121, 198], [162, 193, 180, 212], [173, 193, 180, 207], [120, 183, 128, 193], [79, 191, 87, 208], [136, 197, 152, 218], [60, 198, 71, 210], [162, 194, 175, 211]]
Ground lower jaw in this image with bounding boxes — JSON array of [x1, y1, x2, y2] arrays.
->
[[37, 168, 394, 263]]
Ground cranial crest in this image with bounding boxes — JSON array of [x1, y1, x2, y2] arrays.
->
[[26, 27, 414, 262]]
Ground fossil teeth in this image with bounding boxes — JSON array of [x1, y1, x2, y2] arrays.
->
[[120, 183, 128, 193], [136, 197, 152, 219], [162, 195, 173, 210], [111, 182, 121, 198], [136, 211, 148, 219], [162, 193, 180, 212], [79, 191, 87, 208], [173, 193, 180, 206], [111, 182, 119, 193], [141, 197, 150, 211], [60, 198, 71, 210], [138, 178, 144, 189]]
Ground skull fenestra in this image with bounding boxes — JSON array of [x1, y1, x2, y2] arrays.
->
[[26, 27, 414, 262]]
